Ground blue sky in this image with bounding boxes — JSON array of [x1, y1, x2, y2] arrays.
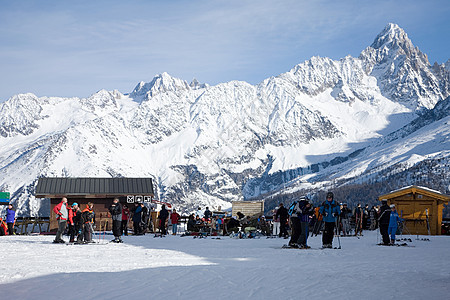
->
[[0, 0, 449, 101]]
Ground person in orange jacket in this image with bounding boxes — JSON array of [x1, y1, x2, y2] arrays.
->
[[81, 202, 95, 243], [53, 197, 69, 243]]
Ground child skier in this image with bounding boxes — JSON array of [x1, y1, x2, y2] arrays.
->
[[388, 204, 402, 244]]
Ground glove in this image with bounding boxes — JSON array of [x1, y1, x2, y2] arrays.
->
[[78, 230, 82, 234], [324, 212, 328, 217]]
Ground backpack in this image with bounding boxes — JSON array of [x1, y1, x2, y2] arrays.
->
[[288, 201, 302, 217]]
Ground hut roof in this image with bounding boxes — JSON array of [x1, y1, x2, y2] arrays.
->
[[378, 185, 450, 202], [35, 177, 154, 198]]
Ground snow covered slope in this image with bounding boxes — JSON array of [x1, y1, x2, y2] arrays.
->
[[0, 23, 449, 215], [0, 233, 449, 299]]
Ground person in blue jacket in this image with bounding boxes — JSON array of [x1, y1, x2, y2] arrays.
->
[[388, 204, 402, 244], [319, 192, 341, 248], [6, 203, 16, 235]]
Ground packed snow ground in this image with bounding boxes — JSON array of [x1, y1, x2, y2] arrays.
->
[[0, 231, 448, 299]]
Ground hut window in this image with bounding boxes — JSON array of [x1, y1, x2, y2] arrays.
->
[[418, 195, 423, 199]]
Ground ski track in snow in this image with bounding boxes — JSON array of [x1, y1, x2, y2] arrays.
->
[[0, 231, 449, 299]]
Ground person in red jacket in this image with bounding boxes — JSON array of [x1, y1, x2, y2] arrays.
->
[[170, 209, 180, 235], [53, 197, 69, 243]]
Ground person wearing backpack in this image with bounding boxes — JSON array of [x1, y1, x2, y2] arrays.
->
[[319, 192, 341, 248], [297, 198, 313, 248], [288, 201, 302, 247], [81, 202, 95, 243]]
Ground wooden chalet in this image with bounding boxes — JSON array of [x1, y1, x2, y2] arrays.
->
[[35, 177, 154, 231], [378, 185, 450, 235]]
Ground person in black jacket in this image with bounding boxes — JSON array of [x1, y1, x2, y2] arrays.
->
[[109, 198, 123, 243], [159, 204, 169, 235], [378, 200, 391, 245], [276, 203, 289, 238]]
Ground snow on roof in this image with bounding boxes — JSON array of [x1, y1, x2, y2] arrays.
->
[[389, 185, 444, 195]]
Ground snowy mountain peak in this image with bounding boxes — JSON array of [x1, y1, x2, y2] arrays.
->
[[80, 89, 119, 112], [130, 72, 191, 99], [371, 23, 412, 50], [0, 93, 45, 137], [358, 23, 446, 110]]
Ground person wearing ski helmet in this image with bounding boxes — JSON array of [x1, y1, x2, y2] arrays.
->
[[319, 192, 341, 248], [68, 202, 80, 243], [388, 204, 402, 244]]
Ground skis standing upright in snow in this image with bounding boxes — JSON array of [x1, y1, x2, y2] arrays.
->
[[425, 209, 431, 236]]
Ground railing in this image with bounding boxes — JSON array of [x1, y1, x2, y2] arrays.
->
[[14, 217, 50, 235]]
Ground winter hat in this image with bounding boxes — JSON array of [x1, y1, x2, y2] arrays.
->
[[390, 204, 395, 208], [326, 192, 334, 199], [72, 202, 78, 207]]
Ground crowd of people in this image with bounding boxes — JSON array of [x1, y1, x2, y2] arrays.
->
[[2, 193, 406, 248]]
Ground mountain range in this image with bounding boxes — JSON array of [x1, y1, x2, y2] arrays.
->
[[0, 23, 449, 216]]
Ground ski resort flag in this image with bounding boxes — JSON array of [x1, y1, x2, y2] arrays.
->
[[0, 192, 10, 204]]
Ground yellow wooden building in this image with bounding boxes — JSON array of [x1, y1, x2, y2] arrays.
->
[[379, 186, 450, 235]]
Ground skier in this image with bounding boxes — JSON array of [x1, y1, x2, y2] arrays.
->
[[340, 203, 351, 236], [388, 204, 402, 244], [354, 203, 363, 236], [159, 204, 169, 235], [81, 202, 95, 243], [121, 204, 130, 236], [68, 203, 80, 243], [297, 197, 313, 248], [319, 192, 341, 248], [276, 203, 289, 238], [170, 208, 180, 235], [53, 197, 69, 243], [72, 203, 83, 243], [109, 198, 123, 243], [378, 200, 391, 245], [5, 203, 16, 236], [288, 201, 302, 247]]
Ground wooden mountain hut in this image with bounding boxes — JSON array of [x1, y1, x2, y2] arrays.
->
[[378, 185, 450, 235], [35, 177, 154, 231]]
